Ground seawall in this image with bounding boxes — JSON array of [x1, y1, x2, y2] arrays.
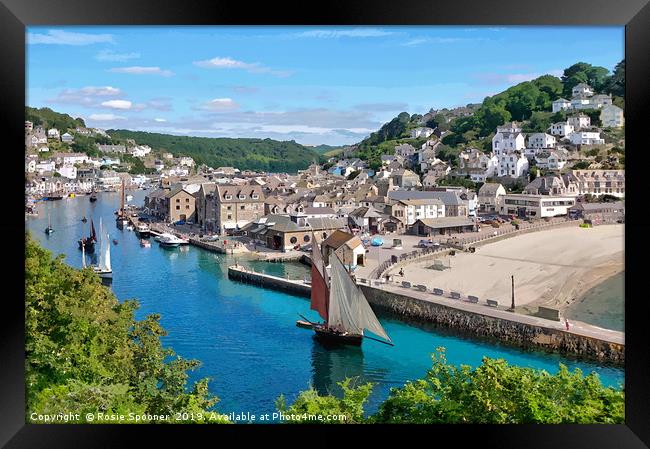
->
[[360, 284, 624, 366], [228, 265, 311, 298]]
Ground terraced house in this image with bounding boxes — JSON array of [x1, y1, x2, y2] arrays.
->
[[214, 184, 265, 234]]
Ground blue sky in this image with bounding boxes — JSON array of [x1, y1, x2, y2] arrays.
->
[[26, 26, 623, 146]]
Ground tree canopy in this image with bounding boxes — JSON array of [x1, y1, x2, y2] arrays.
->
[[277, 348, 624, 424], [25, 233, 228, 423]]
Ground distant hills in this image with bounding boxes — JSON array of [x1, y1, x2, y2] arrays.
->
[[26, 107, 86, 132], [107, 129, 321, 173]]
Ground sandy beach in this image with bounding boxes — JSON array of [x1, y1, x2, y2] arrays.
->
[[389, 224, 624, 315]]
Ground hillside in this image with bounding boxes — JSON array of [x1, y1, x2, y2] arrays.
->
[[26, 106, 86, 131], [353, 60, 625, 171], [107, 129, 321, 173]]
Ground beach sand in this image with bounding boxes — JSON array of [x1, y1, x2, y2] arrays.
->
[[390, 224, 624, 315]]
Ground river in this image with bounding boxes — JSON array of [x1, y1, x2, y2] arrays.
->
[[25, 190, 624, 420]]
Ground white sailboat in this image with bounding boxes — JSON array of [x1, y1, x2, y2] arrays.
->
[[92, 218, 113, 279], [306, 233, 393, 347]]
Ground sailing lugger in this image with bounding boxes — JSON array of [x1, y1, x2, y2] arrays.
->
[[78, 218, 97, 253], [307, 233, 393, 347]]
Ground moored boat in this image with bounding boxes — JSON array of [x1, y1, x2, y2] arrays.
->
[[44, 211, 54, 234], [78, 218, 97, 253], [135, 223, 151, 237], [157, 233, 187, 248], [91, 218, 112, 279]]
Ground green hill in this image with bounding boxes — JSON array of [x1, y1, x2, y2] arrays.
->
[[26, 107, 86, 131], [106, 129, 321, 173]]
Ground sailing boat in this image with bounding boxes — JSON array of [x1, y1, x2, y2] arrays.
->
[[78, 218, 97, 253], [92, 218, 113, 279], [307, 234, 393, 347], [116, 180, 128, 229], [44, 211, 54, 234]]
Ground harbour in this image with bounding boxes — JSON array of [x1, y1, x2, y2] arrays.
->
[[25, 190, 624, 418]]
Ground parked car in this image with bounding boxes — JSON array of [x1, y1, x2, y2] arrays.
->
[[417, 240, 439, 248]]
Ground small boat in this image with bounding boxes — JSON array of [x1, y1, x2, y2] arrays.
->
[[126, 194, 134, 201], [46, 195, 63, 201], [296, 320, 313, 329], [126, 225, 134, 231], [68, 193, 75, 198], [113, 239, 118, 245], [81, 216, 87, 223], [309, 234, 393, 347], [135, 223, 151, 237], [157, 233, 187, 248], [140, 239, 151, 248], [44, 212, 54, 234], [115, 180, 128, 229]]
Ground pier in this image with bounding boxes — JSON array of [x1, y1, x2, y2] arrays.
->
[[227, 265, 311, 297], [227, 263, 623, 365]]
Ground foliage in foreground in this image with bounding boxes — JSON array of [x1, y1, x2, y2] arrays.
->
[[279, 348, 624, 424], [25, 233, 228, 423]]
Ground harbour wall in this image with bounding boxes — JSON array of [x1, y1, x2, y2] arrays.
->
[[360, 285, 624, 366], [228, 266, 311, 298]]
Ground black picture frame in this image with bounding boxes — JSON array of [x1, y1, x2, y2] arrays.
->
[[4, 0, 649, 447]]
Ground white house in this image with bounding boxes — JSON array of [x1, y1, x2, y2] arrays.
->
[[600, 104, 625, 128], [477, 183, 506, 213], [47, 128, 60, 139], [571, 83, 594, 97], [589, 94, 613, 109], [37, 146, 50, 153], [527, 133, 556, 149], [25, 158, 36, 173], [61, 132, 74, 143], [549, 121, 574, 137], [399, 198, 445, 225], [54, 152, 88, 165], [56, 164, 78, 180], [535, 151, 567, 171], [497, 152, 529, 178], [492, 122, 526, 156], [498, 194, 576, 218], [35, 160, 56, 174], [410, 127, 434, 139], [552, 98, 572, 113], [571, 96, 592, 110], [567, 114, 591, 130], [568, 131, 605, 146], [179, 156, 196, 167], [97, 170, 121, 188]]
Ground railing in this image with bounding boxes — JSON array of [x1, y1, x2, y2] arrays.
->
[[370, 217, 580, 279]]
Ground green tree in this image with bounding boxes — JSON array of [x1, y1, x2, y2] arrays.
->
[[374, 348, 623, 424], [25, 234, 227, 423], [276, 378, 373, 424], [603, 59, 625, 97]]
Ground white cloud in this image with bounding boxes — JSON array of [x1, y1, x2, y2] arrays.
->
[[28, 29, 114, 45], [110, 66, 174, 76], [89, 113, 126, 121], [101, 100, 132, 110], [95, 50, 140, 62], [49, 86, 122, 106], [193, 57, 292, 77], [199, 98, 239, 111], [154, 118, 167, 122], [292, 28, 396, 39]]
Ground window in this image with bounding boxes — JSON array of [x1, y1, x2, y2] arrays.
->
[[252, 194, 259, 199], [239, 195, 246, 200], [186, 198, 190, 202], [227, 214, 232, 220], [303, 234, 311, 242], [227, 206, 232, 211], [241, 205, 245, 210], [225, 195, 232, 200], [176, 205, 180, 210], [322, 232, 327, 239], [290, 236, 298, 244], [176, 198, 180, 203], [186, 205, 190, 209]]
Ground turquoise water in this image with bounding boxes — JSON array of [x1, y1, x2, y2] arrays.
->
[[26, 191, 624, 419]]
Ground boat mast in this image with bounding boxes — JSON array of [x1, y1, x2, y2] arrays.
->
[[120, 179, 125, 217]]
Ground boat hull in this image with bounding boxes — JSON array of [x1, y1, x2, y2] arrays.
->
[[313, 326, 363, 346], [159, 242, 181, 248]]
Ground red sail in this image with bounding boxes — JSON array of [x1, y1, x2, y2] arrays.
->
[[310, 261, 329, 322]]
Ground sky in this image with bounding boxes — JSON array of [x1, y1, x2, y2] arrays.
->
[[26, 26, 624, 146]]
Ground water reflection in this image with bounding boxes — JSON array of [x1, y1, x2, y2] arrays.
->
[[311, 340, 366, 396]]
